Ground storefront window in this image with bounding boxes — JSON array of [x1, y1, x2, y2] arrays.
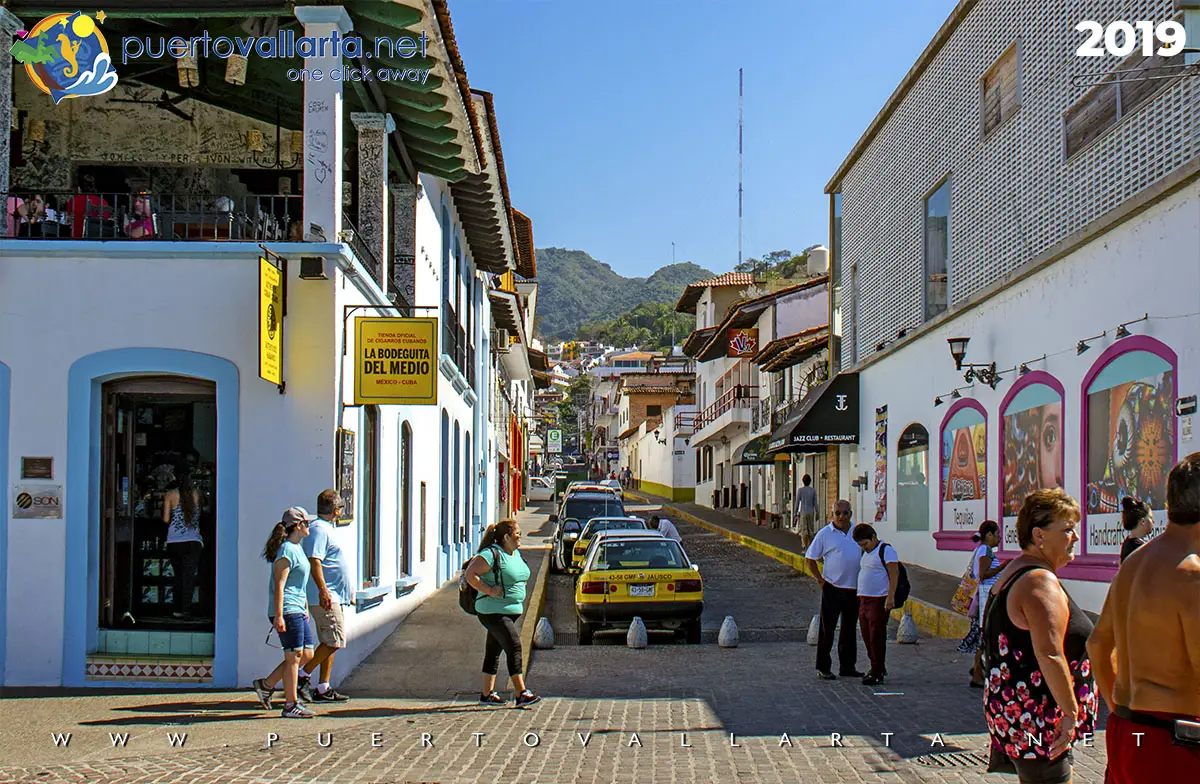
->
[[1083, 344, 1175, 556], [939, 401, 987, 543], [897, 424, 929, 531], [1001, 375, 1064, 552]]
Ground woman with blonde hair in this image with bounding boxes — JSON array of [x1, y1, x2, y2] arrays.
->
[[982, 489, 1097, 783], [463, 519, 540, 707]]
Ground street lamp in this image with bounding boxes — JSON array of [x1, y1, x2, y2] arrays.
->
[[947, 337, 970, 370]]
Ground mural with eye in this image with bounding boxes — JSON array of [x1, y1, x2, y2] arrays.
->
[[1002, 382, 1064, 530]]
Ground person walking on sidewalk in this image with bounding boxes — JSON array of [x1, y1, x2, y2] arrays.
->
[[1088, 453, 1200, 784], [648, 514, 682, 542], [851, 523, 899, 686], [968, 521, 1005, 688], [253, 507, 319, 719], [805, 500, 864, 680], [298, 489, 351, 703], [794, 474, 819, 546], [982, 489, 1096, 783], [463, 519, 541, 708], [1118, 496, 1153, 564]]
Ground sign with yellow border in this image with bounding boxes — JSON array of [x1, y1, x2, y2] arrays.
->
[[259, 257, 284, 386], [354, 317, 438, 405]]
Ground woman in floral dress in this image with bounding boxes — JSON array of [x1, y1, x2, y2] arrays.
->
[[981, 489, 1097, 784]]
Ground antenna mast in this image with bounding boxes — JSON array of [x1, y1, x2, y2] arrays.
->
[[738, 67, 743, 270]]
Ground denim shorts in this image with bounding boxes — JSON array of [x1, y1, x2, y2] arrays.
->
[[272, 613, 315, 652]]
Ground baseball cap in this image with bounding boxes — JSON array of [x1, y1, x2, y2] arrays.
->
[[281, 506, 317, 527]]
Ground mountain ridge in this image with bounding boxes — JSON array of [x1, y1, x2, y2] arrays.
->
[[533, 247, 714, 339]]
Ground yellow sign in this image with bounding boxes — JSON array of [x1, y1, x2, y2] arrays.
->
[[259, 257, 284, 386], [354, 317, 438, 405]]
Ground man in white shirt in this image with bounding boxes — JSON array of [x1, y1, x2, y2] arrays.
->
[[804, 500, 864, 680], [649, 514, 682, 542]]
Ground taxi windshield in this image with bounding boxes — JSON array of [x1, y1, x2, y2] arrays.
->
[[594, 540, 685, 570], [584, 519, 646, 537]]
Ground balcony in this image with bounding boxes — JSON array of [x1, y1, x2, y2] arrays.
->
[[693, 385, 758, 444], [674, 410, 700, 434], [750, 396, 774, 435], [771, 365, 831, 429]]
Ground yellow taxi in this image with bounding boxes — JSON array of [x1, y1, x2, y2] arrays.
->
[[574, 535, 703, 645], [570, 516, 647, 572]]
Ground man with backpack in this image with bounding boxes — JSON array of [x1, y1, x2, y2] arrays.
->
[[851, 523, 910, 686]]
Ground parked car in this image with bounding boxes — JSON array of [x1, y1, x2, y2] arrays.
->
[[570, 516, 647, 572], [528, 475, 554, 501], [549, 517, 585, 573], [599, 478, 624, 499], [551, 492, 626, 531], [574, 536, 703, 645]]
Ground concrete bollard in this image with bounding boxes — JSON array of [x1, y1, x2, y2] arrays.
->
[[807, 614, 820, 645], [627, 617, 648, 648], [718, 616, 739, 648], [533, 617, 554, 649], [897, 606, 919, 644]]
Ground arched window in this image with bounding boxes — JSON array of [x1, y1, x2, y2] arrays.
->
[[897, 423, 930, 531], [465, 430, 473, 534], [1000, 372, 1065, 553], [1082, 338, 1176, 559], [936, 399, 987, 550], [453, 421, 461, 544], [362, 406, 380, 584]]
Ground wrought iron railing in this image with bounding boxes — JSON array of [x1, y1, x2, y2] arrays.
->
[[341, 211, 384, 289], [697, 385, 758, 429], [674, 410, 700, 434], [751, 396, 774, 433], [771, 365, 830, 428], [3, 191, 302, 242]]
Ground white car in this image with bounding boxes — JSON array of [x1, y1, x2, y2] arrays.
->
[[528, 476, 554, 501], [600, 478, 624, 499]]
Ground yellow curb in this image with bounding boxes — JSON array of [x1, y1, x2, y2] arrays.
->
[[521, 546, 552, 669], [654, 502, 970, 640]]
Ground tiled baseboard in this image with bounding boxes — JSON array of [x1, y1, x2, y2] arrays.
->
[[86, 656, 213, 682]]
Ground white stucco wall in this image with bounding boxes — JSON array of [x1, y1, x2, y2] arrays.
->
[[849, 180, 1200, 613]]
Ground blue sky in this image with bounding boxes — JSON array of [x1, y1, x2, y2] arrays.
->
[[452, 0, 958, 278]]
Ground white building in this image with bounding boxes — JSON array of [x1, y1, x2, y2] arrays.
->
[[0, 1, 536, 686], [825, 0, 1200, 612]]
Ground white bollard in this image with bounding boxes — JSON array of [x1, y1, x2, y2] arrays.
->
[[627, 617, 648, 648], [718, 616, 739, 648], [807, 614, 821, 646], [897, 606, 919, 644], [533, 616, 554, 649]]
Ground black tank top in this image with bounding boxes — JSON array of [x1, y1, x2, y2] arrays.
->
[[981, 564, 1098, 761]]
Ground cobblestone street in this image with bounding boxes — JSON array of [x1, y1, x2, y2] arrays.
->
[[0, 507, 1110, 783]]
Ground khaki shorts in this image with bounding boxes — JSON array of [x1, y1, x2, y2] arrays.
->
[[309, 601, 346, 648], [799, 513, 818, 539]]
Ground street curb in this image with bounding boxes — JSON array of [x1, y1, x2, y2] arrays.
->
[[521, 546, 552, 671], [638, 496, 970, 641]]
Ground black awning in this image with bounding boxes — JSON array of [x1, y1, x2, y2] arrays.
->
[[767, 372, 860, 452], [733, 434, 776, 465]]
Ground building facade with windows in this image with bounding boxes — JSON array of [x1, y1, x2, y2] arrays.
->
[[826, 0, 1200, 611], [0, 0, 535, 686]]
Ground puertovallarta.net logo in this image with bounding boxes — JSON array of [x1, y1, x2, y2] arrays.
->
[[10, 10, 118, 104]]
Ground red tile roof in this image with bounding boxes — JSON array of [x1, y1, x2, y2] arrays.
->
[[675, 272, 761, 314]]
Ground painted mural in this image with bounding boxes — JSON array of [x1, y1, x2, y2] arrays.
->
[[1001, 384, 1064, 550], [942, 407, 986, 533], [874, 406, 887, 522], [1085, 352, 1174, 555]]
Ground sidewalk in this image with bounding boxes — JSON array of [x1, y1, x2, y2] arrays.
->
[[626, 490, 972, 639]]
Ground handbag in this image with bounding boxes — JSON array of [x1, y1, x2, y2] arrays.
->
[[950, 561, 979, 615]]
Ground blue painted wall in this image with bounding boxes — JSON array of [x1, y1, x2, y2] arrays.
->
[[0, 361, 9, 686]]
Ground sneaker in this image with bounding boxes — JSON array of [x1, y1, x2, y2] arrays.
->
[[839, 669, 865, 678], [479, 691, 505, 705], [280, 702, 315, 719], [514, 691, 542, 708], [297, 676, 314, 704], [251, 678, 275, 710], [817, 671, 837, 680], [312, 687, 350, 702], [862, 674, 884, 686]]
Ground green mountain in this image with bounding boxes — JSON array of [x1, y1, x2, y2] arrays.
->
[[533, 247, 713, 339]]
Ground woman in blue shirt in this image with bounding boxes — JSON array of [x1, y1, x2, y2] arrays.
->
[[251, 507, 318, 718], [463, 519, 541, 708]]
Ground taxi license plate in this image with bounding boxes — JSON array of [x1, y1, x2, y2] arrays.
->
[[629, 584, 655, 597]]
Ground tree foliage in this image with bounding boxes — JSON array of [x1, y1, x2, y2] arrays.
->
[[577, 302, 693, 351], [733, 249, 812, 280]]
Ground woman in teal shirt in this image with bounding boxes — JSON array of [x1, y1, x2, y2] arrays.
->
[[463, 519, 540, 708]]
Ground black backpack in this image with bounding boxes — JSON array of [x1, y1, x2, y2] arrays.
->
[[458, 546, 503, 615], [879, 542, 911, 606]]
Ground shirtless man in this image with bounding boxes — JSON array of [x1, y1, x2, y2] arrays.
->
[[1087, 452, 1200, 783]]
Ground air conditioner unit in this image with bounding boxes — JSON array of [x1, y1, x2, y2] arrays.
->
[[493, 329, 511, 353]]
